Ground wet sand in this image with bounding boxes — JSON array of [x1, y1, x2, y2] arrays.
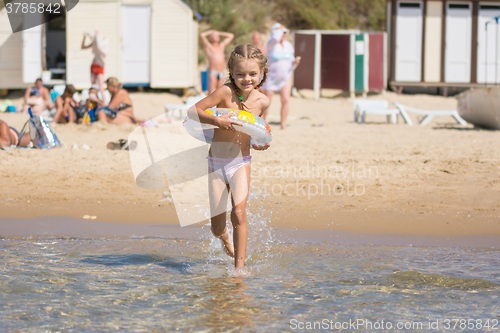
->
[[1, 90, 499, 238], [1, 216, 499, 248]]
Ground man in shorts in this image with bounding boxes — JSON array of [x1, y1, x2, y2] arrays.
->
[[200, 29, 234, 94]]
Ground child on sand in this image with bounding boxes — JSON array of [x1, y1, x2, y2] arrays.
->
[[190, 44, 271, 274]]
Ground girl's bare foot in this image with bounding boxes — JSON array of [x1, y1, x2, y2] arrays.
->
[[233, 267, 250, 277], [215, 226, 234, 258]]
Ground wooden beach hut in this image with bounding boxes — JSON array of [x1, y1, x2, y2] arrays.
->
[[387, 0, 500, 95], [293, 30, 387, 100], [0, 0, 198, 90]]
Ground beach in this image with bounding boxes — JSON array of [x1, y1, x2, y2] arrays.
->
[[2, 90, 500, 332], [1, 90, 499, 238]]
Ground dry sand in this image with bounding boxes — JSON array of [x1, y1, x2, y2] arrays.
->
[[1, 89, 499, 237]]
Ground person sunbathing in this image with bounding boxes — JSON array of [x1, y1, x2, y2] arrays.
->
[[96, 77, 137, 124], [0, 119, 30, 148], [23, 78, 54, 115], [22, 88, 45, 115], [52, 85, 79, 124]]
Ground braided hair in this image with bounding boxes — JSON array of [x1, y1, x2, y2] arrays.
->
[[227, 44, 268, 111]]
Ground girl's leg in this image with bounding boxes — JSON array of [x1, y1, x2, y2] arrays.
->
[[260, 89, 275, 120], [279, 78, 292, 129], [228, 163, 251, 268], [208, 170, 234, 257]]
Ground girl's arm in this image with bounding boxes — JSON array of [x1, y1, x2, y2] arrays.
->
[[253, 93, 271, 150], [188, 86, 241, 130]]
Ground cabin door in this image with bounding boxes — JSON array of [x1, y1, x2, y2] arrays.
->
[[22, 22, 42, 83], [395, 1, 423, 82], [445, 2, 472, 83], [477, 3, 500, 83], [122, 5, 151, 85]]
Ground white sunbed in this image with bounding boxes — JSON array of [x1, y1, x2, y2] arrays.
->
[[391, 102, 467, 126], [164, 95, 206, 119], [353, 99, 412, 124]]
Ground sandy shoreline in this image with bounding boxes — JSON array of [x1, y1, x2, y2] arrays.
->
[[1, 90, 499, 238], [1, 216, 499, 248]]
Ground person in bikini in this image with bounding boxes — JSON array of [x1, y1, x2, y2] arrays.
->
[[0, 119, 31, 148], [189, 44, 270, 275], [200, 29, 234, 94], [96, 77, 137, 124]]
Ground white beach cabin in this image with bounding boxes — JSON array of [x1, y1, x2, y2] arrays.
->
[[387, 0, 500, 94], [0, 0, 198, 90]]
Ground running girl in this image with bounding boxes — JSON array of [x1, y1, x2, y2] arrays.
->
[[190, 44, 270, 273]]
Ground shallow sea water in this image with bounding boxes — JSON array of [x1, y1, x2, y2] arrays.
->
[[1, 219, 499, 333]]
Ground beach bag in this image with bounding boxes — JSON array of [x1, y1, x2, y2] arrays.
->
[[27, 108, 62, 149]]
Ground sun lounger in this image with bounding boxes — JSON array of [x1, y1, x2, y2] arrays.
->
[[391, 102, 467, 126], [164, 95, 205, 119], [353, 99, 412, 124]]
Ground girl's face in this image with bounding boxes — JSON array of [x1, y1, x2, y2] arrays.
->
[[230, 59, 262, 94]]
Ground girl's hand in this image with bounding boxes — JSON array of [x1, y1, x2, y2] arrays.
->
[[252, 143, 270, 150], [217, 113, 242, 131]]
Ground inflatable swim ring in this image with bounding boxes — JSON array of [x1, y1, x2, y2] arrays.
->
[[183, 108, 273, 146]]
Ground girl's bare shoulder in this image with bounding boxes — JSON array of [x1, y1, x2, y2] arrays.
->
[[215, 84, 236, 107], [219, 84, 234, 97]]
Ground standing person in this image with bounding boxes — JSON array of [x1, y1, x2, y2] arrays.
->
[[260, 23, 301, 129], [200, 29, 234, 94], [189, 44, 270, 275], [81, 30, 109, 104], [252, 32, 266, 56]]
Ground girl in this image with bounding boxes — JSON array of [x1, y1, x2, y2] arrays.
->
[[190, 44, 270, 272]]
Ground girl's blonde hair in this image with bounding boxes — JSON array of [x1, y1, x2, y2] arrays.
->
[[227, 44, 268, 110]]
